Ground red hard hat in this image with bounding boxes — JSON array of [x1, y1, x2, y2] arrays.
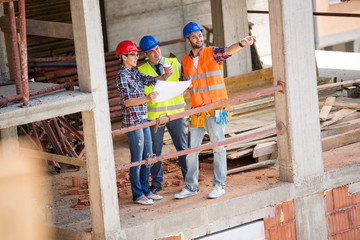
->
[[116, 40, 140, 57]]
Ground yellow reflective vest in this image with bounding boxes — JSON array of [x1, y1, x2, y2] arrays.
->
[[138, 58, 185, 120]]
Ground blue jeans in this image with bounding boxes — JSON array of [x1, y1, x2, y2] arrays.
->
[[185, 115, 227, 191], [149, 117, 187, 187], [125, 120, 152, 201]]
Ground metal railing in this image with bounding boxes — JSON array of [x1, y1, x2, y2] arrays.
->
[[114, 81, 286, 170]]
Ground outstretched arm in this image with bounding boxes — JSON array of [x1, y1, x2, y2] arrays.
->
[[225, 36, 256, 56]]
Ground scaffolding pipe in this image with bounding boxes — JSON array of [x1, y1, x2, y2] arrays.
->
[[8, 1, 22, 95], [19, 0, 29, 106], [115, 125, 282, 170], [0, 82, 72, 107], [247, 10, 360, 18], [112, 82, 284, 137]]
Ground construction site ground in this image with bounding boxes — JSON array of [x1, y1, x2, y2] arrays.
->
[[44, 100, 360, 233]]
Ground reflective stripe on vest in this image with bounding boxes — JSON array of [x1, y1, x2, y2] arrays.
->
[[182, 47, 228, 107], [138, 57, 185, 120], [148, 103, 185, 113], [189, 83, 226, 94]]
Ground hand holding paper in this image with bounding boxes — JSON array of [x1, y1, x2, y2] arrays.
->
[[152, 80, 191, 103]]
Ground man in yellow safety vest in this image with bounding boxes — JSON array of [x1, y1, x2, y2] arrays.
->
[[138, 35, 187, 194]]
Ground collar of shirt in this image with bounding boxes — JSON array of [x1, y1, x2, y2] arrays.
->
[[189, 47, 204, 59], [149, 57, 165, 69]]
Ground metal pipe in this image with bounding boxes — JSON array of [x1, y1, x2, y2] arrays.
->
[[247, 10, 360, 18], [0, 82, 72, 107], [112, 82, 284, 137], [115, 125, 281, 170], [19, 0, 29, 106], [8, 2, 22, 95]]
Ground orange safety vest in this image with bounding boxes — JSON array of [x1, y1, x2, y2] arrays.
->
[[182, 47, 228, 108]]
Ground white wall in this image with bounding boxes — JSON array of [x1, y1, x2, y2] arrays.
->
[[104, 0, 212, 60]]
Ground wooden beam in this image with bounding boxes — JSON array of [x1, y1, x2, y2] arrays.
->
[[320, 109, 356, 128], [319, 97, 336, 121], [253, 141, 278, 158], [317, 79, 360, 90], [227, 160, 275, 175], [319, 102, 360, 109], [0, 17, 73, 39], [322, 127, 360, 152], [23, 148, 86, 167]]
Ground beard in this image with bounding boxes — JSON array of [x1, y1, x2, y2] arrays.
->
[[190, 40, 203, 49]]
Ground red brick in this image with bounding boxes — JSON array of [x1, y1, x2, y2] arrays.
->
[[72, 177, 81, 187], [118, 171, 129, 180], [174, 174, 183, 180], [325, 189, 335, 212], [264, 201, 293, 230], [199, 162, 213, 169], [74, 205, 84, 210], [269, 222, 295, 240], [156, 234, 183, 240], [264, 206, 281, 230], [333, 186, 352, 210], [280, 201, 294, 224], [165, 164, 178, 173], [117, 179, 126, 187], [353, 205, 360, 227], [117, 188, 127, 197], [172, 180, 184, 186], [198, 174, 206, 181], [68, 187, 79, 195], [327, 209, 351, 235], [77, 197, 90, 206], [329, 228, 360, 240]]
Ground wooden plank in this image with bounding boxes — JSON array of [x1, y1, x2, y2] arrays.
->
[[227, 160, 276, 175], [253, 141, 278, 158], [319, 97, 336, 121], [227, 147, 254, 160], [321, 118, 360, 138], [23, 148, 86, 167], [320, 109, 356, 128], [319, 102, 360, 109], [322, 127, 360, 152], [0, 17, 73, 39], [317, 79, 360, 90]]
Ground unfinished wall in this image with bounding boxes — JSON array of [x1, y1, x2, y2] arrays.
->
[[0, 4, 9, 83], [104, 0, 211, 60]]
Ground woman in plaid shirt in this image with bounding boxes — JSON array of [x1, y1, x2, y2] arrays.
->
[[115, 40, 173, 205]]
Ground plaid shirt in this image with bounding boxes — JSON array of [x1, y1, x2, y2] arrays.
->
[[115, 65, 157, 128], [180, 46, 230, 81]]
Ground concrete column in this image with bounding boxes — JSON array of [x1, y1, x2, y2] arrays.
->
[[70, 0, 121, 239], [0, 4, 10, 83], [210, 0, 252, 77], [0, 127, 19, 160], [268, 0, 323, 184], [294, 194, 328, 239]]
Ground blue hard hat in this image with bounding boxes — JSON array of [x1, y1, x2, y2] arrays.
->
[[139, 36, 160, 52], [183, 22, 204, 39]]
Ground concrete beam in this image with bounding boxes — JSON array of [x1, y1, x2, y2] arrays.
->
[[268, 0, 323, 184], [210, 0, 252, 77], [294, 194, 328, 239], [70, 0, 121, 239]]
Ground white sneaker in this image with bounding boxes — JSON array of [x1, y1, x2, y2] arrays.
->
[[208, 184, 225, 199], [135, 197, 154, 205], [147, 193, 163, 200], [174, 188, 197, 199]]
